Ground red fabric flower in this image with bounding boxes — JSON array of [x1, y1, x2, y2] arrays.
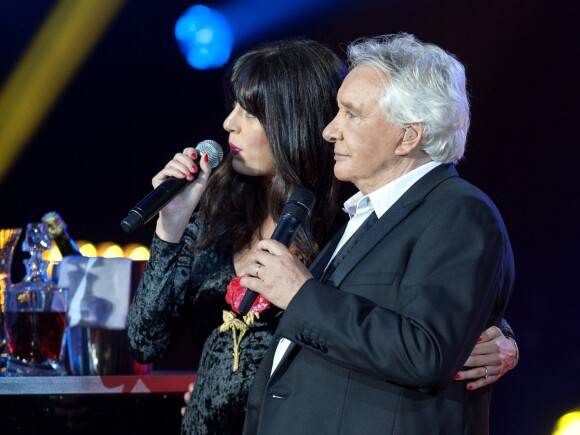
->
[[226, 275, 270, 314]]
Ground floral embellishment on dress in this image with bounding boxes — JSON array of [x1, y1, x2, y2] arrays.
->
[[220, 276, 270, 372], [225, 275, 270, 314], [219, 310, 256, 372]]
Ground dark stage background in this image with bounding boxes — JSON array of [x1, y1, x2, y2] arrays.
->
[[1, 1, 579, 434]]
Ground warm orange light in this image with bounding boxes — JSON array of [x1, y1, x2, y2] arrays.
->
[[43, 246, 63, 262], [96, 242, 124, 258], [123, 243, 150, 261], [77, 240, 97, 257], [42, 240, 148, 260], [42, 247, 61, 280], [42, 240, 96, 261], [553, 410, 580, 435]]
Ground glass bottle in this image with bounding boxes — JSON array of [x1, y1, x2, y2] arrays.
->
[[3, 223, 67, 376], [41, 212, 87, 375], [41, 211, 82, 257]]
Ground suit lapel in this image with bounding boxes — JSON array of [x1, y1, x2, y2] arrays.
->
[[308, 223, 346, 279], [328, 164, 458, 287]]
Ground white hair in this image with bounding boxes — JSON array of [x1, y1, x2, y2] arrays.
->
[[347, 33, 470, 163]]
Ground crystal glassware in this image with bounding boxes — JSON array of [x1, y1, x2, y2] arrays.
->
[[3, 223, 67, 376]]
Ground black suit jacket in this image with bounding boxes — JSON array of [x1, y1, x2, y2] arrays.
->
[[244, 164, 515, 435]]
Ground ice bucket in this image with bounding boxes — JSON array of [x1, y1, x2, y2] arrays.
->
[[66, 326, 149, 375], [59, 258, 150, 375]]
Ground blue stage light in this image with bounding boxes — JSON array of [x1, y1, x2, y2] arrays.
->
[[175, 5, 233, 70], [219, 0, 345, 47]]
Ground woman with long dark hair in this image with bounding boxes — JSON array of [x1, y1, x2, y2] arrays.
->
[[128, 39, 347, 434]]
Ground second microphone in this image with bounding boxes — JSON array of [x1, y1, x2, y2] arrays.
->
[[237, 188, 316, 315]]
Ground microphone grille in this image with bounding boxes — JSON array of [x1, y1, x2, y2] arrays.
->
[[196, 139, 224, 168], [282, 188, 316, 225]]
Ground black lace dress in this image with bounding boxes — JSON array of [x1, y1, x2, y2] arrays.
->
[[127, 213, 280, 434]]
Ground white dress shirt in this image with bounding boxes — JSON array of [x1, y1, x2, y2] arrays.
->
[[271, 161, 442, 374]]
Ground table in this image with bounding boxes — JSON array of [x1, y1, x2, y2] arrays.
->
[[0, 373, 196, 434]]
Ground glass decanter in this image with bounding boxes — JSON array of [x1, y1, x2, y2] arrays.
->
[[3, 223, 68, 376]]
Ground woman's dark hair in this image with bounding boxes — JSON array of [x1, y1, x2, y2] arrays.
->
[[197, 39, 347, 265]]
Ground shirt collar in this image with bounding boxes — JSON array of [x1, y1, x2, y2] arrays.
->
[[343, 161, 442, 219]]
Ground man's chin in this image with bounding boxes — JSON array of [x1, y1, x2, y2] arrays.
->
[[333, 165, 351, 183]]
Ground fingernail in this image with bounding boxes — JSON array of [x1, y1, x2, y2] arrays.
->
[[191, 165, 197, 173], [179, 171, 186, 177], [190, 151, 197, 159], [477, 337, 483, 343], [187, 173, 194, 180], [204, 154, 209, 162], [467, 385, 474, 390], [454, 373, 461, 380]]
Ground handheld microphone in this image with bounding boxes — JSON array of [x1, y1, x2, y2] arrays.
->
[[238, 188, 316, 315], [121, 139, 224, 233]]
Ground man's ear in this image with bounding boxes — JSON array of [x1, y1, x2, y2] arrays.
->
[[396, 124, 423, 155]]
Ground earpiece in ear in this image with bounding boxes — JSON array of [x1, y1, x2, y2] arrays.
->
[[403, 127, 417, 141]]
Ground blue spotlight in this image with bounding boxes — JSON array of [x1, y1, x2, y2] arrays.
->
[[219, 0, 346, 47], [175, 5, 233, 70]]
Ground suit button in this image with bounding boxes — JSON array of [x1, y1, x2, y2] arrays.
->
[[320, 344, 328, 353], [311, 342, 321, 350]]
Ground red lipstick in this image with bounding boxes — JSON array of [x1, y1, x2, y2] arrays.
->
[[229, 143, 241, 156]]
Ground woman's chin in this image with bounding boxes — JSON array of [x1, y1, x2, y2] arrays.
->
[[232, 160, 273, 178], [232, 162, 257, 177]]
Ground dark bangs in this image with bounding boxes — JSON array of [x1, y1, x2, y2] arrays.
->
[[224, 50, 269, 122]]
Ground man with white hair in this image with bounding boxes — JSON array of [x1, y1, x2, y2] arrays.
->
[[241, 33, 515, 435]]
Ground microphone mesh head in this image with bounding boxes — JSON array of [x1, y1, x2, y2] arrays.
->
[[196, 139, 224, 168], [282, 188, 316, 225]]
